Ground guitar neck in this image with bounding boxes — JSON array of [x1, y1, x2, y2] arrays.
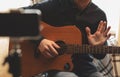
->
[[66, 45, 120, 54], [40, 22, 119, 54]]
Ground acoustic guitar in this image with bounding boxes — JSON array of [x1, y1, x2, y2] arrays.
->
[[18, 22, 82, 77], [9, 22, 120, 77]]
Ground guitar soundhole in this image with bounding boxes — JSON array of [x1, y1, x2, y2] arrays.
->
[[55, 40, 67, 55]]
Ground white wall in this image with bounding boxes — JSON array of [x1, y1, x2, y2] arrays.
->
[[92, 0, 120, 39], [117, 17, 120, 46], [0, 0, 31, 12]]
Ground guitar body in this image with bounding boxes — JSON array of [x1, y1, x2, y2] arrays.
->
[[10, 22, 82, 77]]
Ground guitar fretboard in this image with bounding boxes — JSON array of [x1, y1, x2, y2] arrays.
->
[[66, 45, 120, 54]]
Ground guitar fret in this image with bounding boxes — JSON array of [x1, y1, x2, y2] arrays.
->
[[79, 45, 81, 53], [115, 46, 117, 54], [92, 45, 94, 54], [77, 44, 80, 54], [96, 46, 98, 54], [113, 46, 116, 53], [94, 46, 97, 54], [86, 45, 88, 53], [114, 46, 116, 54], [108, 46, 110, 53], [77, 45, 80, 54], [100, 46, 103, 54], [87, 45, 89, 53], [117, 47, 119, 54], [95, 46, 97, 54], [83, 45, 85, 54], [116, 47, 117, 54], [107, 46, 109, 53], [116, 46, 119, 54], [67, 44, 120, 54], [85, 45, 88, 53], [110, 46, 113, 54], [110, 46, 113, 53], [84, 45, 86, 53], [74, 45, 76, 53], [117, 46, 119, 54], [94, 46, 96, 54], [76, 45, 78, 54], [102, 46, 105, 54], [86, 45, 89, 53], [109, 46, 111, 53], [88, 45, 90, 53], [96, 46, 99, 54], [85, 45, 87, 53], [111, 46, 113, 53], [116, 46, 118, 54], [105, 46, 108, 53], [80, 45, 83, 54], [106, 46, 109, 53], [115, 47, 116, 54]]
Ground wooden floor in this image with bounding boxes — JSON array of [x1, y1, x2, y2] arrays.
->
[[0, 37, 13, 77]]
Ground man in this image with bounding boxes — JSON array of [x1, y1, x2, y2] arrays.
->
[[23, 0, 111, 77]]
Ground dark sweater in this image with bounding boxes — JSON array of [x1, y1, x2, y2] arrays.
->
[[23, 0, 107, 76]]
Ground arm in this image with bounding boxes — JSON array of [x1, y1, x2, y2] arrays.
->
[[86, 20, 111, 59]]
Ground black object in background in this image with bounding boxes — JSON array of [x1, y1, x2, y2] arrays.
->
[[3, 51, 21, 77], [0, 13, 40, 37]]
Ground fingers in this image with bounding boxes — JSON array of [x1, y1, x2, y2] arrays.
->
[[97, 21, 107, 33], [85, 20, 107, 36], [106, 33, 111, 39], [40, 40, 60, 58], [41, 46, 53, 58], [48, 42, 59, 56], [43, 50, 53, 58], [85, 26, 91, 36], [97, 21, 112, 40], [104, 26, 111, 36]]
